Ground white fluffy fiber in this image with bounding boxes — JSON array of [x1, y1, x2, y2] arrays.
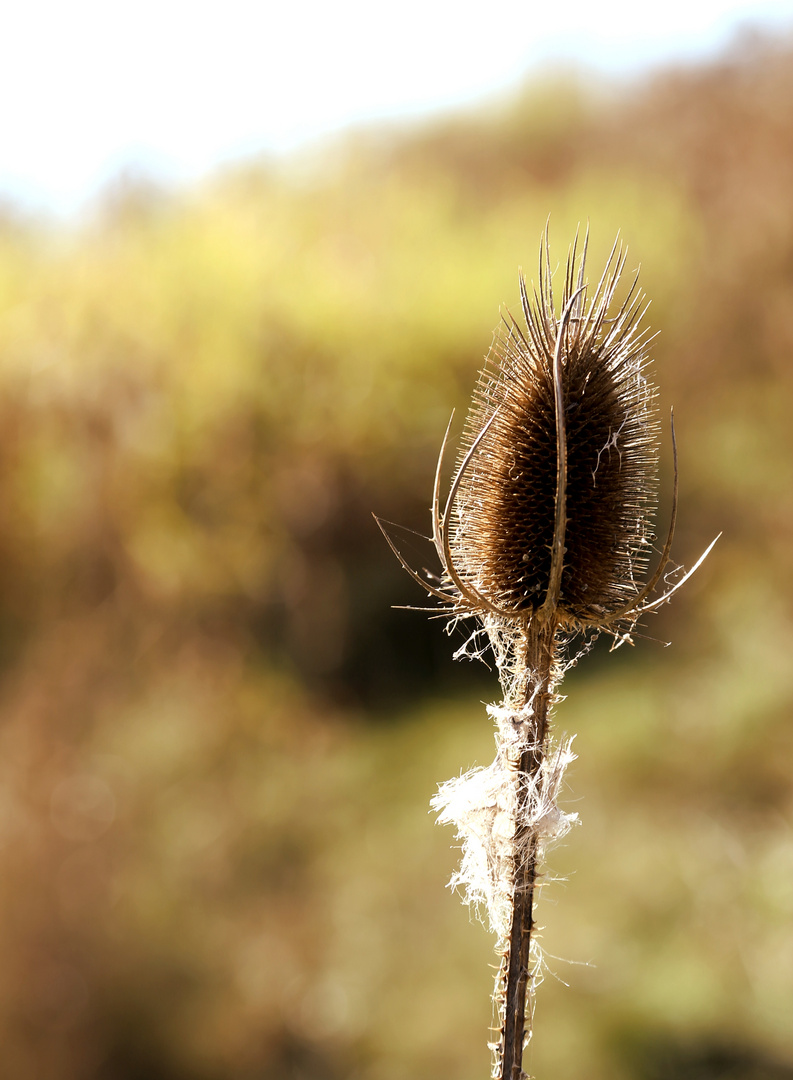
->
[[431, 721, 577, 941]]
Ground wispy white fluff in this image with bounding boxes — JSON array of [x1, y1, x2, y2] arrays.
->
[[431, 721, 577, 941]]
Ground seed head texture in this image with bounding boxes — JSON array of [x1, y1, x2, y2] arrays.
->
[[451, 234, 660, 628]]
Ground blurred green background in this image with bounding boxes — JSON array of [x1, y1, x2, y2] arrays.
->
[[0, 33, 792, 1080]]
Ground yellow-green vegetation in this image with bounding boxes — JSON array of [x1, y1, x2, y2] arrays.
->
[[0, 35, 791, 1080]]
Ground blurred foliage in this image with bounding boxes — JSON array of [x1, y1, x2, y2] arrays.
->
[[0, 30, 792, 1080]]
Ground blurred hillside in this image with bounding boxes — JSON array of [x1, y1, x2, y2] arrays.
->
[[0, 31, 791, 1080]]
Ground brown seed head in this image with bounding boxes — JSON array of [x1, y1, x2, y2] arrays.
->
[[448, 233, 661, 630], [376, 230, 717, 638]]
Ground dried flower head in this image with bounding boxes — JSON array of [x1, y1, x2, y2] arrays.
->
[[379, 230, 715, 642], [452, 233, 659, 626]]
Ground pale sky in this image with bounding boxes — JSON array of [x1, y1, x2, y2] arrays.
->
[[1, 0, 791, 215]]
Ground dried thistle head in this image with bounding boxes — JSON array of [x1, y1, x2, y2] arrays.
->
[[378, 230, 716, 641], [451, 232, 659, 631]]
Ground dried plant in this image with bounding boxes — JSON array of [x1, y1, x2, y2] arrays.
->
[[377, 229, 717, 1080]]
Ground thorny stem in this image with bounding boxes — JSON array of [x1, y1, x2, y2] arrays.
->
[[498, 614, 558, 1080]]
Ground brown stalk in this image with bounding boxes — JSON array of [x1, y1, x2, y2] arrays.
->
[[498, 614, 558, 1080]]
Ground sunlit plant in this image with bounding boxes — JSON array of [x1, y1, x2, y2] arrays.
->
[[377, 230, 717, 1080]]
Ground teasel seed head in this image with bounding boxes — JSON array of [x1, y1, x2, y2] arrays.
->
[[376, 228, 719, 639], [451, 232, 660, 631]]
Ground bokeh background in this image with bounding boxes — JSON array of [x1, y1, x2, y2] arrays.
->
[[1, 8, 793, 1080]]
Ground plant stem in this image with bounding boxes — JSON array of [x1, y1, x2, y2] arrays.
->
[[499, 615, 558, 1080]]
